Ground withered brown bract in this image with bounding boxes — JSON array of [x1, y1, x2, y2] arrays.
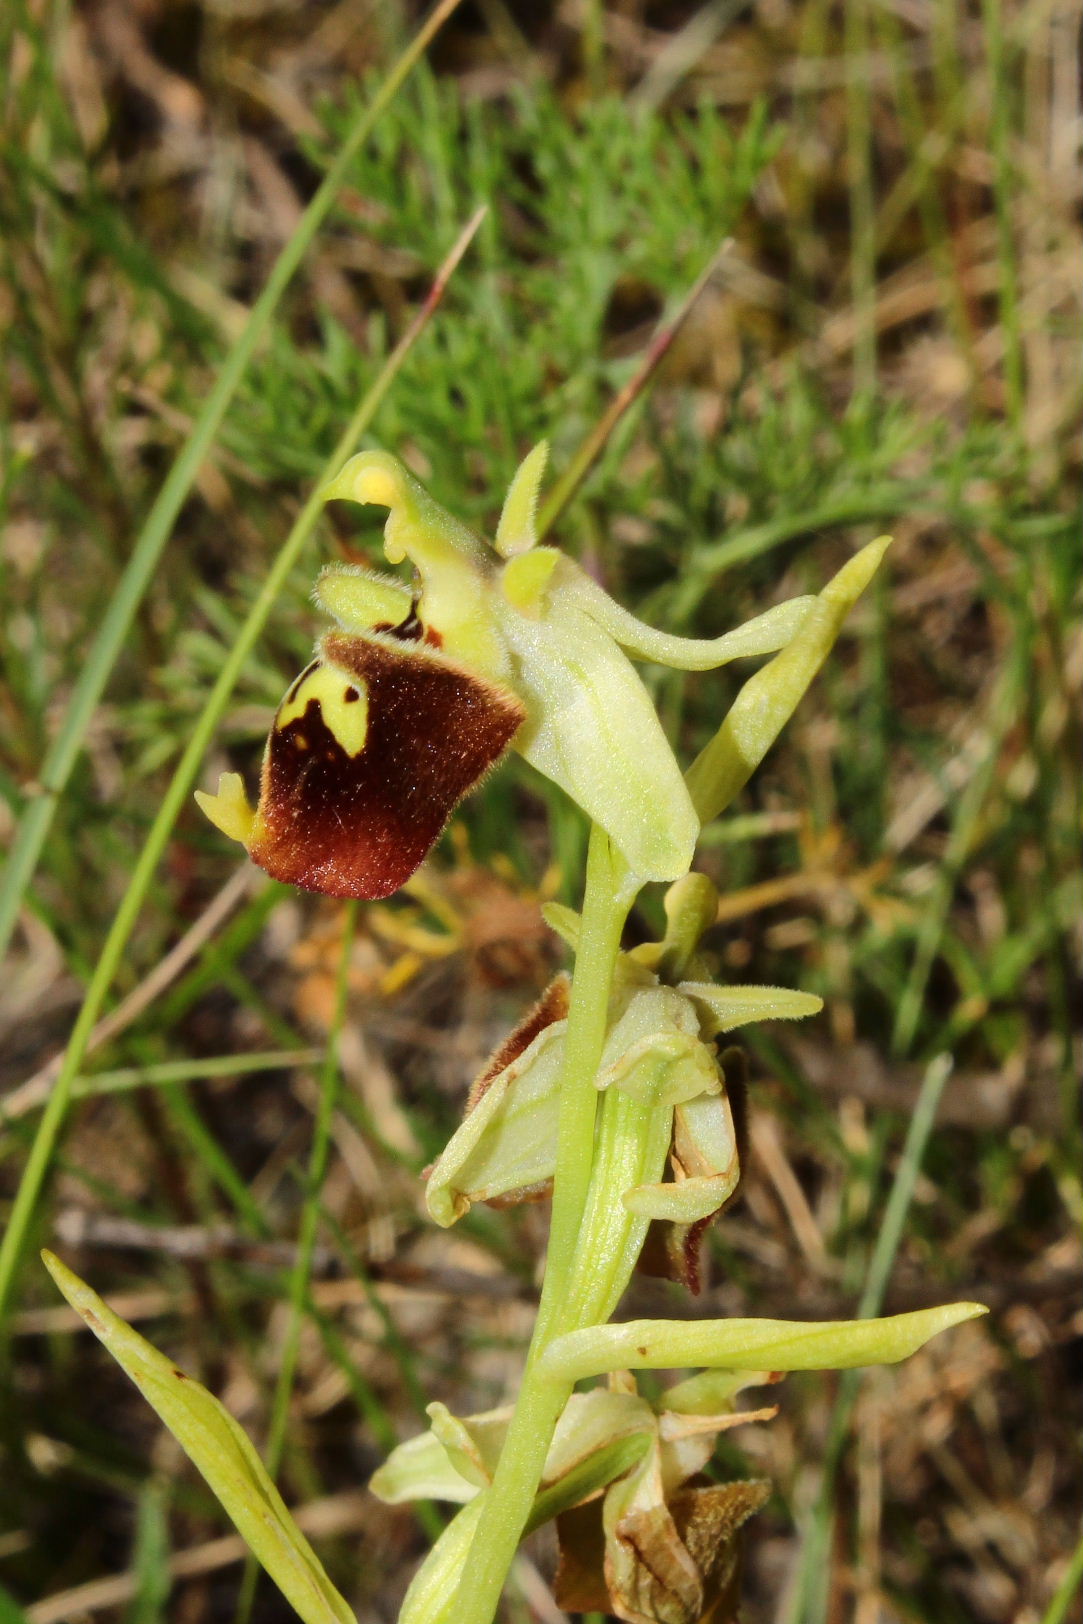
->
[[248, 628, 525, 900]]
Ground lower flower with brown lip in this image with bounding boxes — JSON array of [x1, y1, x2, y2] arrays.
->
[[198, 618, 525, 901]]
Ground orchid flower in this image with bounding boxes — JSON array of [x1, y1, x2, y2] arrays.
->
[[424, 872, 820, 1289], [196, 445, 815, 895], [370, 1369, 778, 1624]]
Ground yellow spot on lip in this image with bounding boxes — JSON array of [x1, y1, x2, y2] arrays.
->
[[277, 665, 369, 757]]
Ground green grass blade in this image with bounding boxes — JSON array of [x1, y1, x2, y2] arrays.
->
[[233, 902, 357, 1624], [1041, 1529, 1083, 1624], [0, 0, 465, 968], [787, 1053, 955, 1624], [41, 1252, 355, 1624]]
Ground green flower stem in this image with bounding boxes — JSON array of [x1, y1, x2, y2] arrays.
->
[[538, 826, 633, 1326], [444, 823, 636, 1624]]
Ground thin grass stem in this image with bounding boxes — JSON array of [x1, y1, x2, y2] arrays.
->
[[233, 902, 357, 1624], [536, 239, 733, 538], [0, 0, 465, 968], [0, 206, 485, 1327], [787, 1054, 953, 1624]]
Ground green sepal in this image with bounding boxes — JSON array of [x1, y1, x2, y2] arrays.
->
[[424, 1016, 566, 1226], [496, 593, 700, 882]]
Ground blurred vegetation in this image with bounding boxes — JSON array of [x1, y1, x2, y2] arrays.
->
[[0, 2, 1079, 1622]]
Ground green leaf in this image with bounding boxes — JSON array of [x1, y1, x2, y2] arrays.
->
[[539, 1302, 987, 1383], [42, 1252, 355, 1624]]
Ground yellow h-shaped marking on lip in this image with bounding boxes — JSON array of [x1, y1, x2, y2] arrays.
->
[[278, 665, 369, 757]]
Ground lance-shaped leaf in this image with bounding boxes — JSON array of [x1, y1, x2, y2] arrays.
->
[[685, 535, 891, 826], [42, 1252, 354, 1624], [539, 1302, 987, 1384]]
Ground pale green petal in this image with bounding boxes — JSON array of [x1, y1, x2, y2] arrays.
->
[[495, 441, 548, 557], [555, 560, 815, 670], [540, 1302, 987, 1384], [424, 1019, 566, 1226], [42, 1252, 354, 1624], [678, 983, 824, 1034], [685, 536, 892, 825], [495, 595, 699, 881], [313, 564, 412, 632], [369, 1425, 481, 1506]]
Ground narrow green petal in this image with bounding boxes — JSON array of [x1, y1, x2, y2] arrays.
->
[[540, 900, 581, 952], [540, 1302, 987, 1383], [678, 983, 824, 1034], [556, 563, 815, 670], [42, 1252, 354, 1624], [663, 1369, 776, 1415], [655, 873, 720, 980], [685, 537, 891, 825], [314, 564, 413, 633], [495, 441, 549, 557]]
